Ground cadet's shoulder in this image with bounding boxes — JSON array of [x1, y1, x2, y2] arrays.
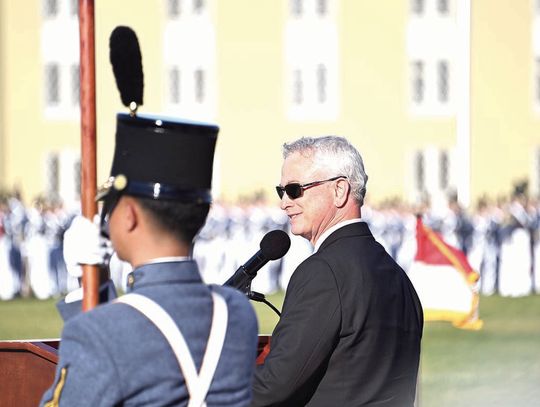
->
[[210, 286, 259, 346], [63, 300, 126, 335], [210, 285, 256, 315], [210, 284, 249, 304]]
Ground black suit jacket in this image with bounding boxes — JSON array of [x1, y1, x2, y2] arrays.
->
[[252, 222, 423, 407]]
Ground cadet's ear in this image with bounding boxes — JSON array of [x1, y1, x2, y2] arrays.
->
[[120, 196, 139, 232], [334, 178, 350, 208]]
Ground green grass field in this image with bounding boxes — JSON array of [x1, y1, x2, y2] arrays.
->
[[1, 293, 539, 406]]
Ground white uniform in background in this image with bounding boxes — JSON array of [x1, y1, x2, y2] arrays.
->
[[530, 206, 540, 293], [25, 207, 55, 300], [248, 205, 278, 295], [498, 202, 533, 297], [221, 207, 248, 284], [396, 213, 417, 273], [438, 207, 460, 250], [0, 220, 20, 300], [468, 212, 489, 276]]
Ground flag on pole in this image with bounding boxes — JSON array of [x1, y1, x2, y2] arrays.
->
[[407, 216, 483, 330]]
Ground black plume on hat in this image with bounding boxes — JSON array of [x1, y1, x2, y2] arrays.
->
[[98, 26, 219, 206], [109, 26, 144, 110]]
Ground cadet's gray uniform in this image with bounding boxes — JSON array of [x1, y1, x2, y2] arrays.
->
[[40, 260, 259, 406]]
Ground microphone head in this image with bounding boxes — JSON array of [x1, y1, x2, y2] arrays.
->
[[260, 230, 291, 260]]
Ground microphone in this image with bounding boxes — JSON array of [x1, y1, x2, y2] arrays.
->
[[224, 229, 291, 293]]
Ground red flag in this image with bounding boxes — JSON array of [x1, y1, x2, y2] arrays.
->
[[408, 216, 483, 330]]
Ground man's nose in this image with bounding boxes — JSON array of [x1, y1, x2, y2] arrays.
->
[[280, 193, 292, 210]]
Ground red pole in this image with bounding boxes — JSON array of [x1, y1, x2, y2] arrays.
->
[[78, 0, 99, 311]]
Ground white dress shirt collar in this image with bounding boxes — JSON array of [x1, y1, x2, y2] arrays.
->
[[144, 256, 192, 265]]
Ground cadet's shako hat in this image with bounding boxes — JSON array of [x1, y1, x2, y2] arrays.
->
[[97, 26, 218, 205], [97, 113, 218, 203]]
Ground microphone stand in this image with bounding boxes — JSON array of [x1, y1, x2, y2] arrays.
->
[[246, 283, 281, 317]]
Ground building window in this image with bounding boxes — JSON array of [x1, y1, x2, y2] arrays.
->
[[415, 151, 425, 192], [290, 0, 303, 17], [193, 0, 204, 14], [45, 63, 60, 105], [316, 64, 327, 103], [439, 150, 449, 189], [285, 0, 338, 121], [163, 0, 216, 120], [437, 0, 449, 15], [169, 67, 181, 104], [316, 0, 327, 16], [194, 68, 205, 103], [293, 69, 303, 105], [168, 0, 181, 17], [437, 60, 449, 103], [71, 64, 80, 106], [412, 60, 424, 103], [41, 0, 80, 120], [46, 153, 60, 197], [411, 0, 424, 15], [43, 0, 59, 18], [70, 0, 78, 16]]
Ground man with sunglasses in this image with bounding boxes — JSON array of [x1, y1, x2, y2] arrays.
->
[[251, 136, 423, 407]]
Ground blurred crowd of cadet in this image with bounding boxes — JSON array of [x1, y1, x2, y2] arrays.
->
[[1, 185, 540, 301]]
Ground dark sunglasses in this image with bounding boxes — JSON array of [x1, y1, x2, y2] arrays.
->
[[275, 176, 347, 200]]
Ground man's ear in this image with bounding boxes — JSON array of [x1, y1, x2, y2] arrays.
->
[[334, 178, 350, 208]]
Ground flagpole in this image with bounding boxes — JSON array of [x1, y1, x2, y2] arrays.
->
[[78, 0, 100, 311]]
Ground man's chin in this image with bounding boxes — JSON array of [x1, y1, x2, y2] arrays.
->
[[289, 222, 299, 234], [290, 225, 307, 240]]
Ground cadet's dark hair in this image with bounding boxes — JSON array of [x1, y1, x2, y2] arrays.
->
[[136, 198, 210, 244]]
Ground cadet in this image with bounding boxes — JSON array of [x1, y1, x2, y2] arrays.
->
[[40, 26, 258, 406]]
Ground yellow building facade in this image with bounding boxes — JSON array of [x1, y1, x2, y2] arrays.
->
[[0, 0, 539, 210]]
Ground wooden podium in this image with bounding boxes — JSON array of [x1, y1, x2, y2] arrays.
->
[[0, 336, 270, 406], [0, 340, 59, 406]]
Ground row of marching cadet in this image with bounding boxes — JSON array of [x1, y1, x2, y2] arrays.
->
[[1, 188, 540, 301]]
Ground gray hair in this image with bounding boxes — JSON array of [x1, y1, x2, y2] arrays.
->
[[282, 136, 368, 207]]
